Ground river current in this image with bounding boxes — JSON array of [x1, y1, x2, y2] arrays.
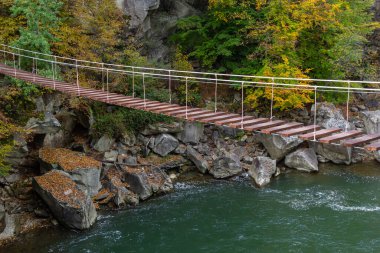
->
[[4, 162, 380, 253]]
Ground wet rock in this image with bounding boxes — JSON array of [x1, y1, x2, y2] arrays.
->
[[94, 135, 115, 153], [25, 114, 61, 134], [124, 167, 173, 200], [248, 157, 276, 187], [152, 134, 179, 156], [177, 122, 204, 144], [210, 151, 242, 179], [186, 146, 209, 173], [285, 148, 318, 172], [141, 122, 183, 136], [33, 170, 97, 230], [361, 110, 380, 134], [257, 133, 303, 161]]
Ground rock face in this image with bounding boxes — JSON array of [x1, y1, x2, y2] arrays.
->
[[186, 146, 209, 173], [210, 152, 242, 178], [152, 134, 179, 156], [248, 157, 276, 187], [141, 122, 183, 136], [311, 102, 354, 130], [124, 167, 173, 200], [285, 148, 318, 172], [33, 170, 97, 230], [361, 110, 380, 134], [39, 148, 102, 197], [94, 135, 115, 152], [122, 0, 160, 29], [177, 122, 204, 144], [25, 114, 61, 134], [257, 133, 303, 161]]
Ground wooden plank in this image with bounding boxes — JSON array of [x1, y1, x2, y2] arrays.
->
[[187, 112, 226, 121], [261, 122, 304, 134], [149, 106, 184, 113], [198, 114, 240, 123], [229, 118, 269, 128], [343, 133, 380, 147], [319, 130, 362, 144], [166, 108, 205, 116], [365, 141, 380, 151], [175, 109, 213, 118], [133, 102, 169, 110], [214, 116, 256, 125], [299, 128, 341, 140], [118, 98, 146, 105], [124, 101, 160, 108], [279, 125, 321, 137], [244, 120, 285, 131]]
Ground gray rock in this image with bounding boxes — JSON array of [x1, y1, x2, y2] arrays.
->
[[210, 152, 242, 178], [257, 133, 303, 161], [186, 146, 209, 173], [122, 0, 160, 29], [285, 148, 318, 172], [25, 114, 61, 134], [104, 150, 118, 162], [5, 134, 30, 168], [121, 131, 136, 146], [248, 157, 276, 187], [124, 167, 173, 200], [141, 122, 183, 136], [177, 122, 204, 144], [0, 214, 16, 241], [361, 110, 380, 134], [311, 102, 354, 130], [33, 170, 97, 230], [94, 135, 115, 152], [69, 168, 102, 197], [374, 151, 380, 163], [152, 134, 179, 156], [34, 208, 50, 218], [106, 170, 139, 207], [174, 144, 187, 154], [43, 130, 71, 148], [310, 142, 352, 165]]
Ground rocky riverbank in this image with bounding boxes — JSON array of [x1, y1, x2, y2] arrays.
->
[[0, 91, 380, 246]]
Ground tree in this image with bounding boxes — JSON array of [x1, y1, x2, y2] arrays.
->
[[0, 0, 25, 44]]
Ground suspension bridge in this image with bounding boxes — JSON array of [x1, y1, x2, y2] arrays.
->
[[1, 44, 380, 151]]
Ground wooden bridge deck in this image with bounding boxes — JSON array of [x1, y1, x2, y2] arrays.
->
[[1, 63, 380, 151]]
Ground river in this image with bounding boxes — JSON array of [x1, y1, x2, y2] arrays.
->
[[3, 161, 380, 253]]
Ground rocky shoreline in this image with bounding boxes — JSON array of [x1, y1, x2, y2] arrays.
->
[[0, 92, 380, 246]]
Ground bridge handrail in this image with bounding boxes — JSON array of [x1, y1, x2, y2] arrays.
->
[[1, 43, 380, 86]]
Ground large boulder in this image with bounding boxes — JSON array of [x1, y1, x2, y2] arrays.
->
[[93, 135, 115, 153], [177, 122, 204, 144], [186, 146, 209, 173], [39, 148, 102, 197], [123, 167, 173, 200], [257, 133, 303, 161], [122, 0, 160, 29], [361, 110, 380, 134], [285, 148, 318, 172], [248, 157, 276, 187], [25, 114, 61, 134], [310, 142, 352, 165], [210, 151, 242, 178], [152, 134, 179, 156], [311, 102, 354, 130], [33, 170, 97, 230]]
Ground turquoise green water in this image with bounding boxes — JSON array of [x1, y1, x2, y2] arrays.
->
[[4, 162, 380, 253]]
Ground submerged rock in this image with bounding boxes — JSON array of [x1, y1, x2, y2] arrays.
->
[[152, 134, 179, 156], [33, 170, 97, 230], [257, 133, 303, 161], [248, 156, 276, 187], [39, 148, 102, 197], [186, 146, 209, 173], [210, 151, 242, 178], [123, 167, 173, 200], [361, 110, 380, 134], [285, 148, 318, 172]]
